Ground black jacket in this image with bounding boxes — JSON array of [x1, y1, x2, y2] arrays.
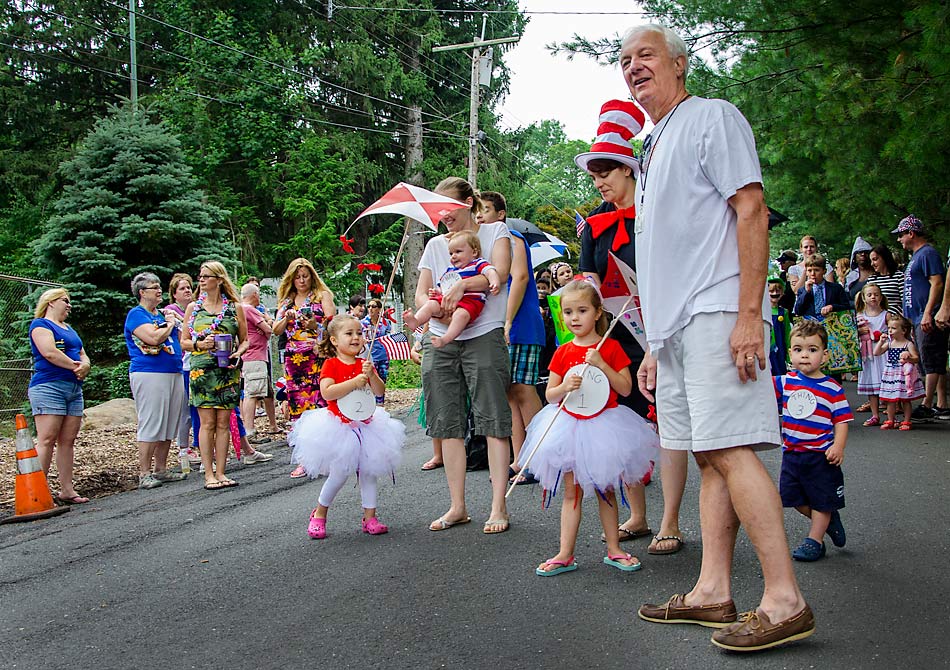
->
[[793, 281, 851, 318]]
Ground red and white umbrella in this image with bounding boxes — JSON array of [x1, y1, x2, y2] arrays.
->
[[352, 182, 469, 232]]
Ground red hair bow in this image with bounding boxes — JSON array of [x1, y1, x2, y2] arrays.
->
[[367, 283, 385, 295], [647, 404, 657, 423], [382, 307, 396, 324], [339, 235, 355, 254], [358, 263, 382, 274]]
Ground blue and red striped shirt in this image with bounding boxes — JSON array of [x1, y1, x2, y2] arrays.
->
[[774, 371, 853, 452]]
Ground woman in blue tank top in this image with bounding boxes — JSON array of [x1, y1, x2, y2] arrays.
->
[[28, 288, 91, 505]]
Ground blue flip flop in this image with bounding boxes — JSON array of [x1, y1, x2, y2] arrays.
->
[[536, 557, 578, 576], [603, 553, 642, 572]]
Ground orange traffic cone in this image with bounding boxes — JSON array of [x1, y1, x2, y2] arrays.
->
[[0, 414, 70, 524]]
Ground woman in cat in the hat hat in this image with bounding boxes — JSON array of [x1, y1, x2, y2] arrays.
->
[[574, 100, 688, 556]]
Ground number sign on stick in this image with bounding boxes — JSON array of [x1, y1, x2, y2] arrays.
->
[[560, 364, 610, 417], [338, 387, 375, 421]]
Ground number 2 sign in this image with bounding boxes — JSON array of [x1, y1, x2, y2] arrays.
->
[[338, 386, 376, 421]]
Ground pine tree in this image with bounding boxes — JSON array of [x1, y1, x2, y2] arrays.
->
[[35, 102, 234, 357]]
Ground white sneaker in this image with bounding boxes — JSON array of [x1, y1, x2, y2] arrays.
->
[[242, 450, 273, 465], [185, 448, 202, 464], [138, 473, 163, 490]]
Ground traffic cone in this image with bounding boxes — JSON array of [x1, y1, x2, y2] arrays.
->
[[0, 414, 70, 524]]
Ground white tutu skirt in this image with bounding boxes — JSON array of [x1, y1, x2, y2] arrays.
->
[[517, 404, 659, 498], [289, 407, 404, 479]]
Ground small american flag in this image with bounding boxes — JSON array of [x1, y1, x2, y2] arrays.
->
[[574, 210, 587, 238], [378, 332, 413, 361]]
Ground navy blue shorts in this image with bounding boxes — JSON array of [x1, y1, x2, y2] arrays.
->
[[780, 450, 845, 511]]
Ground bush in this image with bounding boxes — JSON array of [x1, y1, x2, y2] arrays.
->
[[83, 360, 131, 405], [386, 360, 420, 389]]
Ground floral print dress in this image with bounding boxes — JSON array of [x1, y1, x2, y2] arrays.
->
[[277, 295, 327, 419], [189, 302, 241, 409]]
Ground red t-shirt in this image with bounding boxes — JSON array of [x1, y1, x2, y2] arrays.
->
[[548, 338, 631, 419], [320, 356, 366, 420]]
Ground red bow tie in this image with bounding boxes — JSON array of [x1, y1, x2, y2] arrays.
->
[[585, 206, 636, 251]]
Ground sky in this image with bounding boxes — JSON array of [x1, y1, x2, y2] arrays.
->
[[497, 1, 650, 141]]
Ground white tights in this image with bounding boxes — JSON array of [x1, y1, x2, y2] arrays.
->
[[317, 472, 379, 509]]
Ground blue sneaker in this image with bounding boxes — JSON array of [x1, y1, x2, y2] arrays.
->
[[792, 538, 826, 562], [826, 510, 846, 547]]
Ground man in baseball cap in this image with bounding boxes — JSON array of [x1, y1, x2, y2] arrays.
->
[[893, 215, 948, 420]]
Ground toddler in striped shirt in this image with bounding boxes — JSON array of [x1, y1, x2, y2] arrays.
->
[[774, 320, 853, 562]]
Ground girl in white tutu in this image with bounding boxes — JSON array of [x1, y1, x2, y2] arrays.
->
[[518, 281, 658, 576], [289, 314, 404, 539]]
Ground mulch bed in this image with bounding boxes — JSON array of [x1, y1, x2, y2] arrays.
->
[[0, 388, 420, 514]]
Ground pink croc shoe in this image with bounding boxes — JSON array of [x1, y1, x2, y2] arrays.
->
[[308, 511, 327, 539], [362, 517, 389, 535]]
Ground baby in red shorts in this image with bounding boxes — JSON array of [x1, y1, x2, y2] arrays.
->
[[403, 230, 500, 348]]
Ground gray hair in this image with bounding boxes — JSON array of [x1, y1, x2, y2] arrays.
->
[[241, 283, 260, 299], [131, 272, 160, 299], [622, 24, 690, 78]]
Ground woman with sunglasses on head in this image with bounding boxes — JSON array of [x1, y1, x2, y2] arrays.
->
[[28, 288, 91, 504], [181, 262, 249, 490], [273, 258, 336, 477]]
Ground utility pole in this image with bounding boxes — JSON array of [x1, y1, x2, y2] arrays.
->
[[128, 0, 138, 108], [433, 15, 518, 189]]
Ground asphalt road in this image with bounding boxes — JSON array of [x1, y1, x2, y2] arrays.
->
[[2, 388, 948, 670]]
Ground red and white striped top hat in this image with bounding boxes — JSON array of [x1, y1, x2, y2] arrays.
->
[[574, 100, 646, 174]]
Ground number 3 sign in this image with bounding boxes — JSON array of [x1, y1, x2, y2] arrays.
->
[[338, 386, 376, 421], [561, 364, 610, 417]]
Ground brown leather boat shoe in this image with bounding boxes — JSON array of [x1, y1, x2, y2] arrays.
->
[[638, 593, 738, 628], [711, 604, 815, 652]]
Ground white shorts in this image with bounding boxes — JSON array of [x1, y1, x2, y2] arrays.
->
[[243, 360, 271, 398], [655, 311, 781, 452]]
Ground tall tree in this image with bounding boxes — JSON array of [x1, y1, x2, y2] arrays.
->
[[35, 103, 233, 357]]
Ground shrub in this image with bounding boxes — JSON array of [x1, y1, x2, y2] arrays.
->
[[385, 360, 420, 389]]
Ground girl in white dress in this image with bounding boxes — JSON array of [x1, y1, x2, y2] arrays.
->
[[855, 283, 888, 426]]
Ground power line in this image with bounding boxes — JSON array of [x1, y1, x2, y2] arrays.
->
[[334, 6, 666, 15], [99, 0, 462, 125], [481, 135, 575, 218], [16, 3, 453, 133], [2, 40, 467, 144]]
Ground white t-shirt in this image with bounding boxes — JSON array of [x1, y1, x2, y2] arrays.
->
[[788, 262, 834, 284], [634, 97, 770, 351], [418, 222, 510, 340]]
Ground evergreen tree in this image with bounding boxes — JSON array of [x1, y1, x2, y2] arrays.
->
[[35, 103, 233, 357]]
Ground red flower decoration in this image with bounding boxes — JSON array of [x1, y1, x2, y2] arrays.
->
[[367, 283, 385, 295], [357, 263, 382, 274], [339, 235, 355, 254]]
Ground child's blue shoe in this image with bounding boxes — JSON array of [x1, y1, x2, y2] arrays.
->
[[826, 510, 846, 547], [792, 538, 825, 562]]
